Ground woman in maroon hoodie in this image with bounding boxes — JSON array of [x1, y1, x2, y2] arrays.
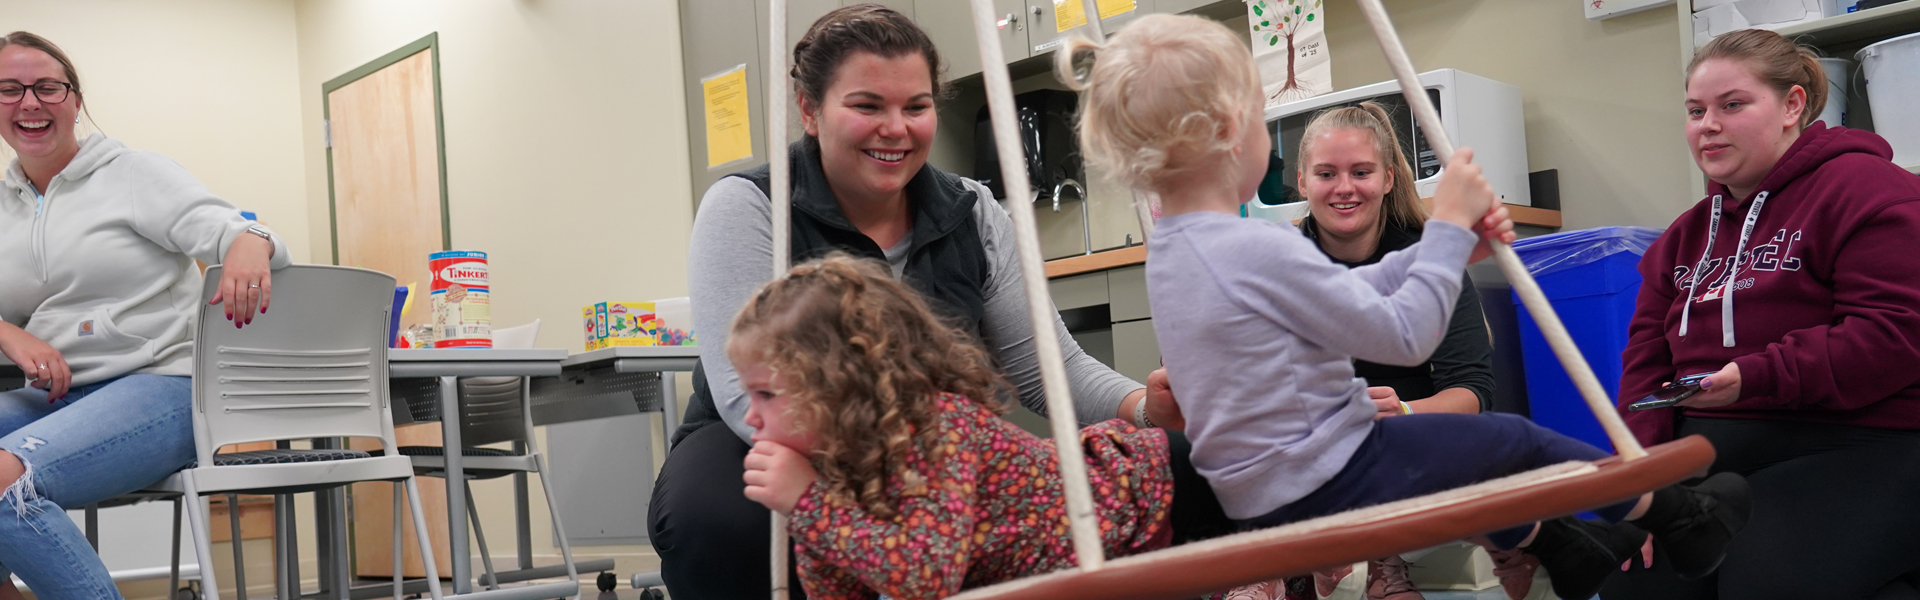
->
[[1601, 29, 1920, 600]]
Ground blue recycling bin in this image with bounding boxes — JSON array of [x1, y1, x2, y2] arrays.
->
[[1510, 227, 1663, 452]]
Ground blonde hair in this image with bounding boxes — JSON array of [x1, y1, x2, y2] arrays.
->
[[729, 253, 1010, 520], [1687, 29, 1827, 129], [1055, 14, 1264, 192], [1298, 102, 1427, 232]]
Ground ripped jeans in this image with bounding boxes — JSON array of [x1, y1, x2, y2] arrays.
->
[[0, 374, 193, 600]]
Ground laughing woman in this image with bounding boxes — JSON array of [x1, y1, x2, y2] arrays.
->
[[0, 32, 289, 599]]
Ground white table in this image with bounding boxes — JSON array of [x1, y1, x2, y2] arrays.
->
[[388, 348, 572, 599]]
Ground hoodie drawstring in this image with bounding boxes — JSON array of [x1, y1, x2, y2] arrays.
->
[[1679, 192, 1768, 348], [1678, 195, 1721, 340], [1722, 191, 1769, 347]]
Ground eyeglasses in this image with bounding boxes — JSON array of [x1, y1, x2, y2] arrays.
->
[[0, 80, 73, 105]]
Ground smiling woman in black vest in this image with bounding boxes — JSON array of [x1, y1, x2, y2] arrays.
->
[[647, 5, 1209, 599]]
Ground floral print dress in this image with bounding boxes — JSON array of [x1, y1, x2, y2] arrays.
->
[[786, 393, 1176, 599]]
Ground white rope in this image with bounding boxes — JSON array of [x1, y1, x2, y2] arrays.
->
[[970, 0, 1108, 571], [1352, 0, 1645, 460], [768, 0, 793, 597]]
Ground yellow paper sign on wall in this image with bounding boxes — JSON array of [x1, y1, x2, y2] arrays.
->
[[1055, 0, 1137, 32], [702, 64, 753, 168]]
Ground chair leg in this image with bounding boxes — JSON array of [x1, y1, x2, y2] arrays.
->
[[465, 480, 500, 590], [332, 487, 351, 600], [392, 482, 403, 600], [532, 453, 582, 597], [226, 494, 248, 600], [170, 496, 183, 600], [404, 477, 447, 600], [182, 473, 224, 600], [84, 503, 100, 551]]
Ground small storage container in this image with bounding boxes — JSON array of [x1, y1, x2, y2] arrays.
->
[[1859, 31, 1920, 167]]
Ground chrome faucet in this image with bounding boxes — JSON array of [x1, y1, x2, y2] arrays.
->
[[1051, 179, 1092, 255]]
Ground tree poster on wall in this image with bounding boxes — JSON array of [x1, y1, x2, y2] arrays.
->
[[1248, 0, 1329, 107]]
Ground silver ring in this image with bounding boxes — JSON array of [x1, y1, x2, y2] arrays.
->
[[36, 364, 46, 370], [249, 283, 260, 289]]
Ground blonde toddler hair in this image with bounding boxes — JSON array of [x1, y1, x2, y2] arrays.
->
[[1055, 14, 1265, 192]]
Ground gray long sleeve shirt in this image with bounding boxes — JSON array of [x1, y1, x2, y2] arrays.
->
[[689, 176, 1144, 443], [1148, 211, 1476, 519]]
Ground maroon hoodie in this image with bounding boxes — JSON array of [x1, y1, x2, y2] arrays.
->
[[1621, 123, 1920, 445]]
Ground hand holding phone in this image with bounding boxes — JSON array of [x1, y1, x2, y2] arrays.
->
[[1628, 372, 1715, 411]]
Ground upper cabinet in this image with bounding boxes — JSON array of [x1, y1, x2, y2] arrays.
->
[[1022, 0, 1153, 56], [919, 0, 1033, 80]]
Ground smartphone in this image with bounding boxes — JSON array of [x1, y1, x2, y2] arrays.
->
[[1628, 372, 1714, 411]]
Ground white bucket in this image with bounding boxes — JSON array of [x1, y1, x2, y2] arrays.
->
[[1859, 31, 1920, 167], [1815, 58, 1851, 128]]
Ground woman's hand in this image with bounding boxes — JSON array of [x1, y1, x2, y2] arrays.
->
[[1144, 368, 1187, 431], [1679, 362, 1742, 408], [1469, 204, 1517, 264], [1622, 533, 1654, 571], [1429, 148, 1498, 231], [209, 233, 274, 328], [1369, 386, 1407, 420], [0, 323, 69, 401], [743, 440, 818, 516]]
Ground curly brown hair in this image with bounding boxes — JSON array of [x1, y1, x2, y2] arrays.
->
[[729, 253, 1010, 520]]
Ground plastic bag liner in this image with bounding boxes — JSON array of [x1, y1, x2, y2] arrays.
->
[[1510, 226, 1664, 279]]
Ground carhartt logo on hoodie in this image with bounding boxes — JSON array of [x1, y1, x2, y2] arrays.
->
[[77, 320, 93, 337]]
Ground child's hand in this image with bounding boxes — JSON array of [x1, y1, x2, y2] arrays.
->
[[744, 440, 818, 516], [1145, 368, 1187, 431], [1468, 203, 1517, 264], [1369, 386, 1407, 420], [1430, 148, 1498, 231]]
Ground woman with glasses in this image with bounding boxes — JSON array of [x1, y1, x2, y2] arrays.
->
[[0, 31, 289, 598]]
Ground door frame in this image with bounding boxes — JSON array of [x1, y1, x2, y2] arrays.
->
[[322, 32, 452, 265]]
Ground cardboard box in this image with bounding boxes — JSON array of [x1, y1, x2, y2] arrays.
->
[[1694, 0, 1834, 41], [582, 302, 657, 350]]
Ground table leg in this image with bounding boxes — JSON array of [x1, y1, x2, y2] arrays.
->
[[439, 375, 472, 594], [660, 373, 678, 454], [513, 440, 533, 571]]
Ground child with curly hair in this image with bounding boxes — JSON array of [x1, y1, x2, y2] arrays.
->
[[733, 253, 1226, 599], [1060, 13, 1752, 600]]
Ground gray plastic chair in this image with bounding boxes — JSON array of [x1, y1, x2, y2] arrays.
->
[[146, 265, 445, 600]]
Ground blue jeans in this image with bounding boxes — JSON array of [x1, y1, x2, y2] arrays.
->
[[0, 374, 194, 600]]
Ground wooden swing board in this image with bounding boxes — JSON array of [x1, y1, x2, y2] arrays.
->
[[948, 435, 1714, 600]]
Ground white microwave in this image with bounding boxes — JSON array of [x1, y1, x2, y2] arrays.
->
[[1247, 68, 1530, 223]]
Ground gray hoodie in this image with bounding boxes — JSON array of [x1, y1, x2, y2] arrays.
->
[[0, 135, 291, 386]]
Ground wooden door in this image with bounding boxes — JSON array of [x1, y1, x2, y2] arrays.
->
[[323, 35, 454, 579]]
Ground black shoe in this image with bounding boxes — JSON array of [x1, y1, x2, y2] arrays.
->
[[1636, 472, 1752, 580], [1524, 517, 1644, 600]]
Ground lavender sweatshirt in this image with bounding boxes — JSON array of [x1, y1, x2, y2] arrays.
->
[[1148, 211, 1476, 519]]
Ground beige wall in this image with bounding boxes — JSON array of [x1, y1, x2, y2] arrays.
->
[[1318, 0, 1698, 229], [292, 0, 693, 565], [0, 0, 310, 260]]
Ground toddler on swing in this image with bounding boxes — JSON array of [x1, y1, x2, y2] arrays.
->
[[1061, 14, 1751, 600]]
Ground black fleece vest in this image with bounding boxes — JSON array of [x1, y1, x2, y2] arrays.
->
[[674, 141, 992, 445]]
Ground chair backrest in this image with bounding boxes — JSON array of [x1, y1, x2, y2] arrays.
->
[[456, 319, 540, 447], [194, 265, 398, 465]]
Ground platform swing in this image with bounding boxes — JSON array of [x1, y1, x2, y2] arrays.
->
[[755, 1, 1716, 599]]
